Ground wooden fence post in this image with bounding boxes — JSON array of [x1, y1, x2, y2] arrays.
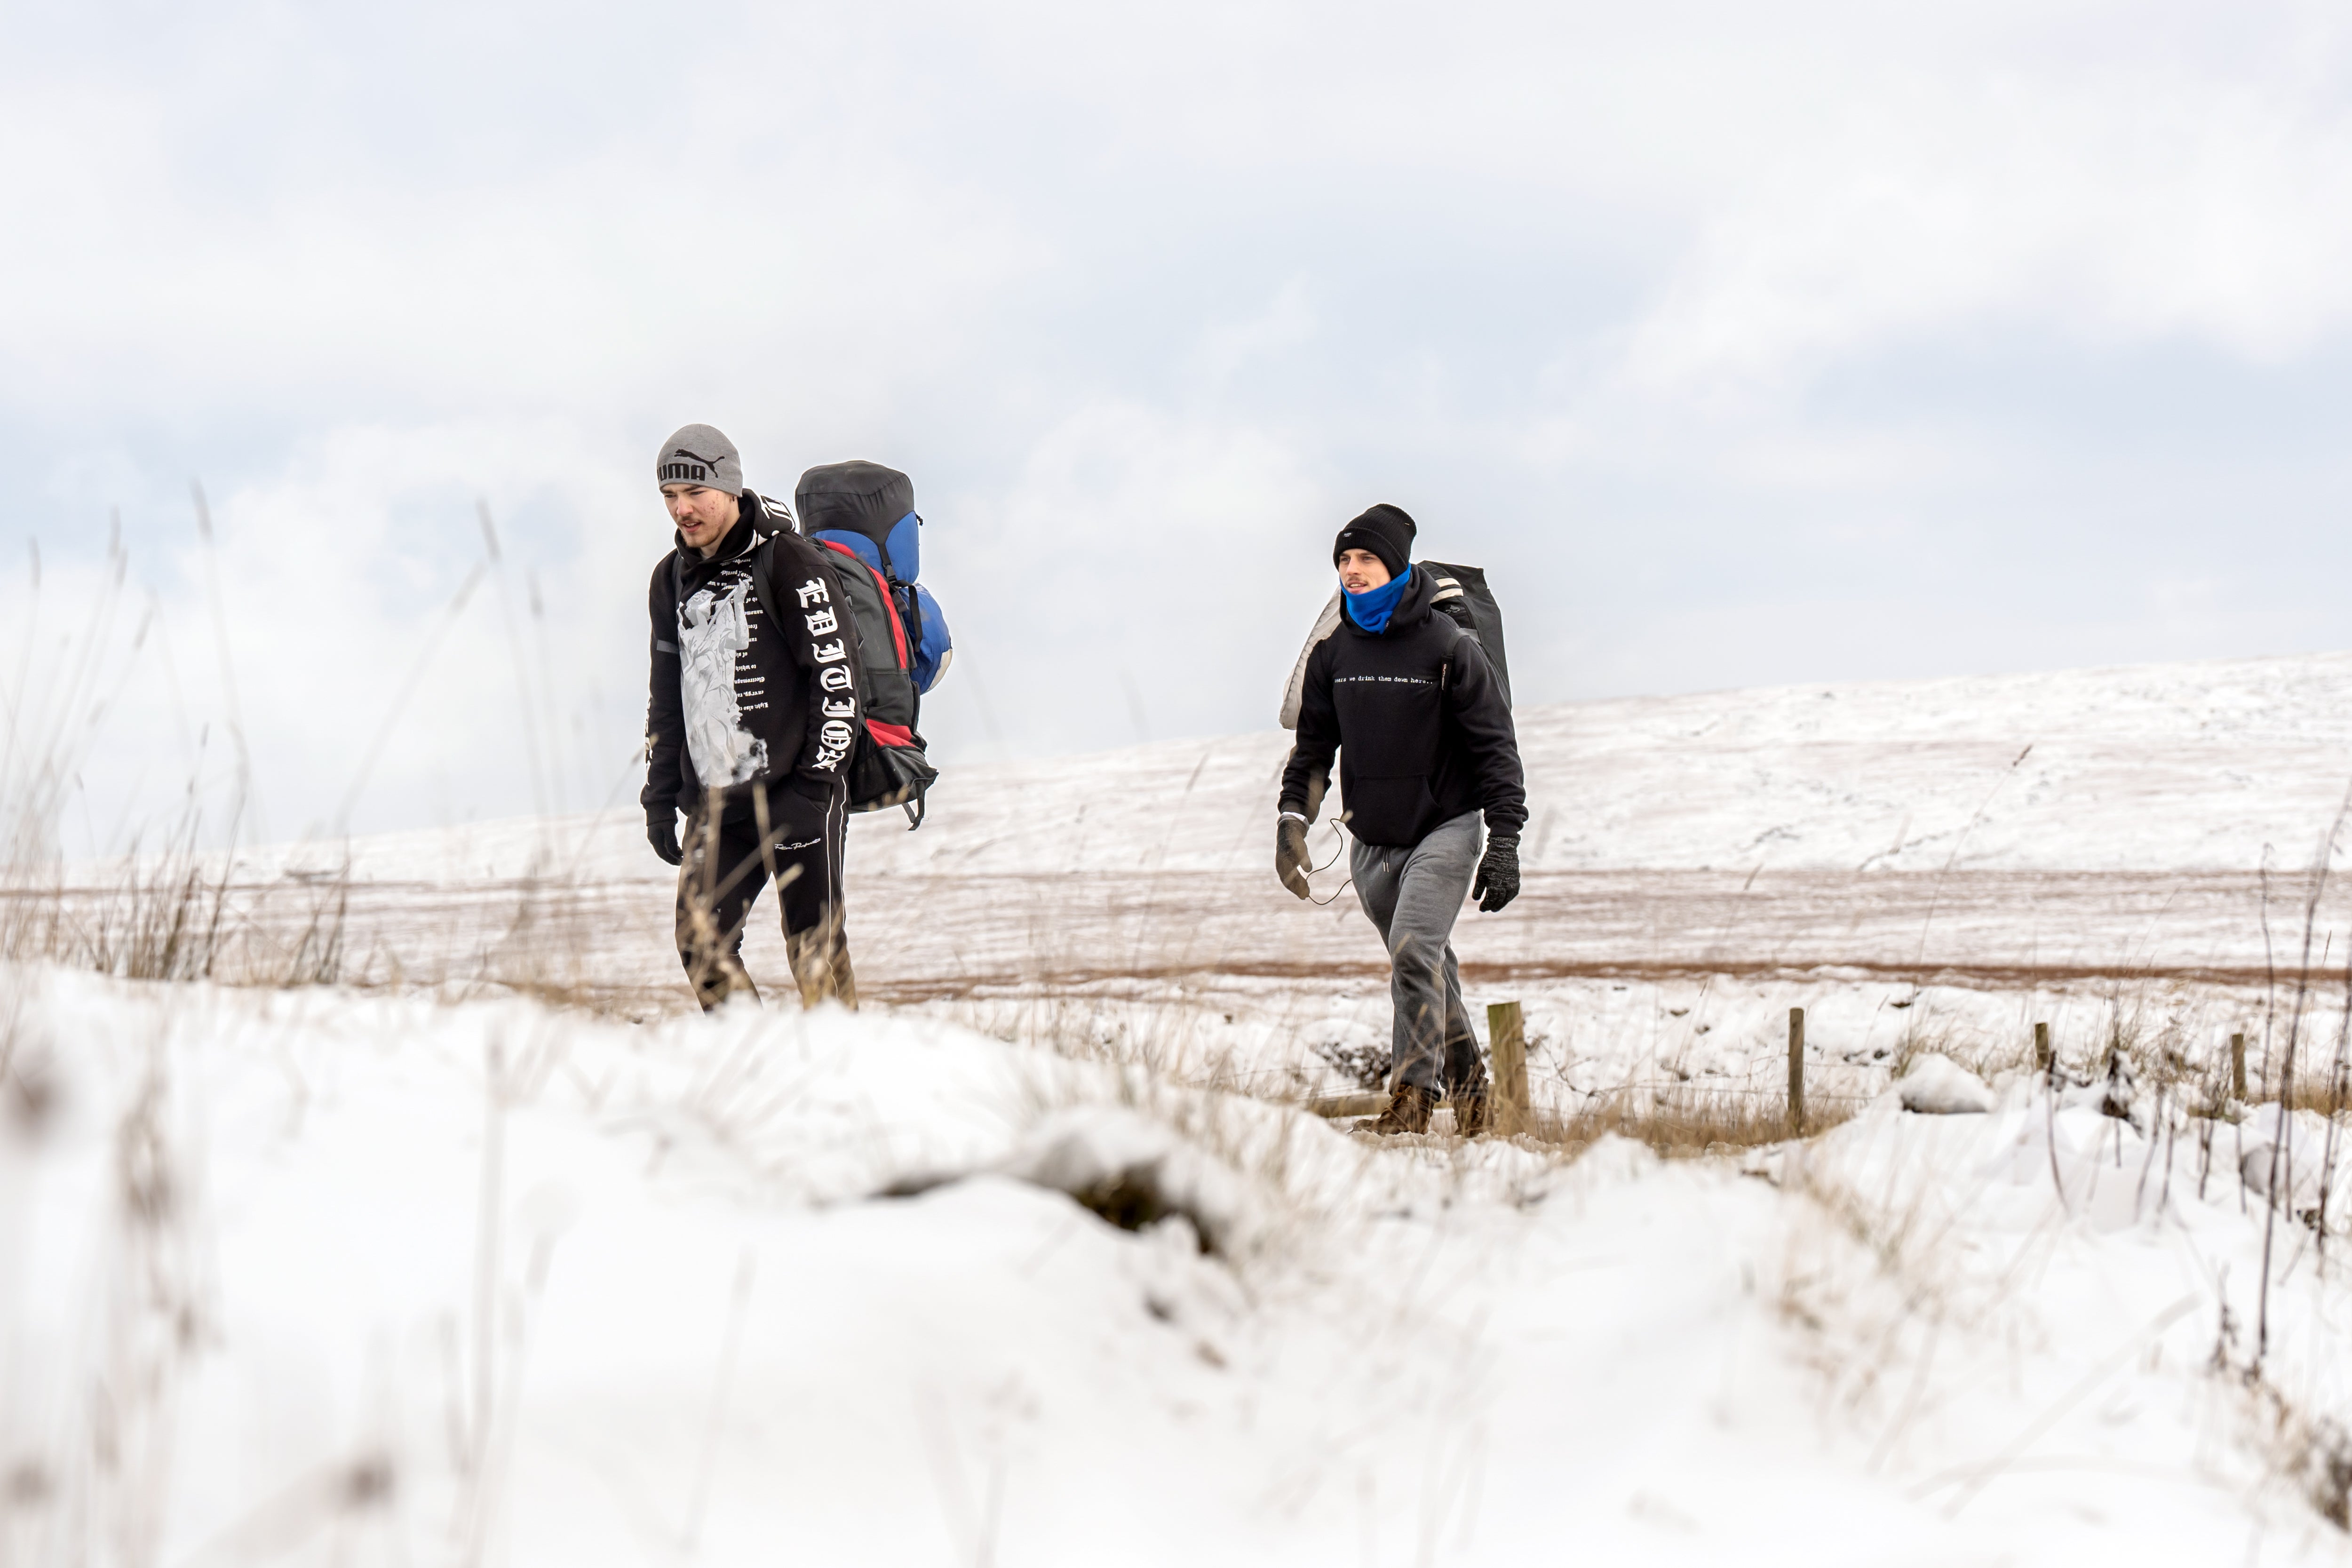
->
[[1487, 1001, 1529, 1136], [2232, 1032, 2248, 1102], [1788, 1007, 1805, 1137], [2034, 1021, 2051, 1076]]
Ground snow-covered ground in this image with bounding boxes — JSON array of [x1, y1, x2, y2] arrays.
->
[[11, 965, 2352, 1564]]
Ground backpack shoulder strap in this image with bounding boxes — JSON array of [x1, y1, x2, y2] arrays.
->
[[739, 492, 807, 629], [1436, 609, 1474, 695], [746, 533, 782, 631], [1426, 568, 1478, 636]]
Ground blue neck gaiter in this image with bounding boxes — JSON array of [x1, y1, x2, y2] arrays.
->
[[1343, 566, 1413, 633]]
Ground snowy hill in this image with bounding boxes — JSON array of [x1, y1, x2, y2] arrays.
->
[[330, 648, 2352, 883], [840, 648, 2352, 877], [218, 652, 2352, 1111]]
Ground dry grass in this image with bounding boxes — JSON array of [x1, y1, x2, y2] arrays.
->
[[4, 853, 339, 988], [0, 846, 698, 1021], [2242, 1374, 2352, 1529], [1520, 1085, 1859, 1160]]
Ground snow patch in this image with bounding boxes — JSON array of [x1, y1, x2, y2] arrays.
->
[[1568, 1131, 1663, 1186], [1895, 1053, 1994, 1114]]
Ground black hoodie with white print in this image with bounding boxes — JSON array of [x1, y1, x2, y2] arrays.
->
[[1279, 564, 1526, 849], [642, 492, 862, 820]]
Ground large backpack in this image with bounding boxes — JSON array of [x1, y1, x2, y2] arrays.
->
[[672, 491, 945, 826], [791, 461, 954, 826], [1279, 560, 1511, 728]]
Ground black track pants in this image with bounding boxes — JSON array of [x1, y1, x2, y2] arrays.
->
[[674, 782, 855, 1011]]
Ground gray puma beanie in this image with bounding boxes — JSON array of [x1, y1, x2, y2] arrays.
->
[[655, 424, 742, 494]]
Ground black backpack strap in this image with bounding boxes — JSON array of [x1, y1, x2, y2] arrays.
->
[[746, 532, 782, 632], [737, 493, 795, 627], [1438, 613, 1471, 695], [1432, 587, 1480, 637]]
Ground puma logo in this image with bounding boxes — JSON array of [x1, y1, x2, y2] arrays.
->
[[672, 448, 726, 468]]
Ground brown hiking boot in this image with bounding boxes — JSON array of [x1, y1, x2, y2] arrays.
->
[[1452, 1090, 1491, 1138], [1369, 1083, 1438, 1136]]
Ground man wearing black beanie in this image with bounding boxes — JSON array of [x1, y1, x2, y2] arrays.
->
[[1278, 504, 1527, 1136]]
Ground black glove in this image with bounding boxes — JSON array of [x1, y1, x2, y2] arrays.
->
[[1473, 835, 1519, 912], [647, 810, 683, 867], [1276, 815, 1312, 899]]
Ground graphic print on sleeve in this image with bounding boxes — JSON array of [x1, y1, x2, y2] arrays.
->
[[797, 572, 858, 774], [678, 577, 771, 786]]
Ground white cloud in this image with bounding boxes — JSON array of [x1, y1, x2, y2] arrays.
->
[[1619, 17, 2352, 393]]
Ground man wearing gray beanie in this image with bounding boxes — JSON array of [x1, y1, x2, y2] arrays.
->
[[642, 422, 865, 1011]]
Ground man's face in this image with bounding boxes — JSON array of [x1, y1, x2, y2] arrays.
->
[[663, 483, 740, 553], [1337, 548, 1391, 594]]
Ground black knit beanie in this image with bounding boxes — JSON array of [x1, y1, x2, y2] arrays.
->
[[1333, 504, 1416, 580]]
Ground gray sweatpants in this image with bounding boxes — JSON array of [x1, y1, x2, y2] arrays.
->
[[1350, 810, 1487, 1096]]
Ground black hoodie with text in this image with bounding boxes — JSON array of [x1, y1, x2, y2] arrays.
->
[[642, 492, 863, 820], [1279, 565, 1526, 848]]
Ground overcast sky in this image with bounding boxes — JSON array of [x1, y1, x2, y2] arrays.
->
[[8, 0, 2352, 846]]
